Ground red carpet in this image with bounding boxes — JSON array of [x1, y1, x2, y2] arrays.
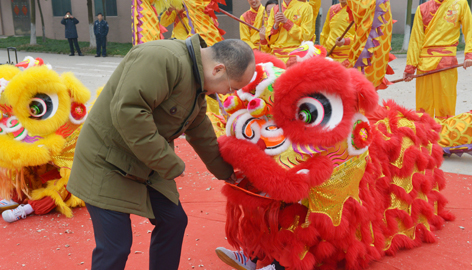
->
[[1, 138, 471, 270]]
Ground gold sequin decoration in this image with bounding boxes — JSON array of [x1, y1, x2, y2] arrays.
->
[[391, 168, 424, 194], [436, 112, 472, 147], [299, 246, 309, 260], [397, 116, 417, 131], [355, 222, 376, 246], [384, 218, 416, 250], [51, 126, 81, 169], [304, 151, 369, 227], [285, 215, 300, 233], [391, 137, 415, 168], [388, 193, 411, 215], [384, 214, 431, 250], [375, 118, 392, 141]]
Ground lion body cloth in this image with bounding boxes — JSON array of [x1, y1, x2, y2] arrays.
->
[[0, 58, 90, 217], [216, 55, 454, 270]]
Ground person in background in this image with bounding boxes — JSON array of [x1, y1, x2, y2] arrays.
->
[[240, 0, 265, 51], [160, 5, 191, 40], [265, 0, 314, 64], [259, 0, 278, 53], [300, 0, 321, 42], [404, 0, 472, 119], [61, 11, 83, 56], [94, 13, 109, 57], [320, 0, 355, 65], [265, 0, 277, 13]]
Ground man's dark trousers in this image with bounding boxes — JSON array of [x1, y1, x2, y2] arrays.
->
[[86, 186, 188, 270], [68, 38, 82, 55], [96, 35, 107, 56]]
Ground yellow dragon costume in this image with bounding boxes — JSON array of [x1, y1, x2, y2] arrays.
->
[[346, 0, 394, 90], [132, 0, 226, 46]]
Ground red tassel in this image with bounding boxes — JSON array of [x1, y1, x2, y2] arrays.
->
[[29, 197, 56, 215]]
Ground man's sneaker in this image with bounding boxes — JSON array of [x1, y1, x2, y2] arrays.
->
[[95, 54, 100, 57], [215, 247, 256, 270], [257, 265, 276, 270], [78, 53, 84, 56], [69, 53, 74, 56], [0, 199, 19, 214], [2, 204, 34, 223]]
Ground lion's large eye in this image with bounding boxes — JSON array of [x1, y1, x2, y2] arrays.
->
[[296, 92, 343, 130], [29, 93, 59, 120]]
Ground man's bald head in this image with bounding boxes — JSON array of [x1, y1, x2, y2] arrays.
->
[[210, 39, 255, 82]]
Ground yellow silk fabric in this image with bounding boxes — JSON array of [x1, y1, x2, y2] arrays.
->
[[206, 95, 229, 137], [308, 0, 321, 41], [436, 111, 472, 147], [240, 6, 265, 50], [407, 0, 472, 72], [346, 0, 393, 88], [320, 4, 355, 63], [160, 9, 192, 40], [265, 0, 314, 63], [416, 69, 458, 118], [184, 0, 223, 46]]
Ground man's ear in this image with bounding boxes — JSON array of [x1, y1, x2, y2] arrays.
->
[[213, 63, 225, 76]]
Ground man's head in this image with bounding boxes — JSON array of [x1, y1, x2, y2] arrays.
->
[[339, 0, 347, 5], [65, 11, 71, 18], [247, 0, 261, 9], [265, 0, 277, 13], [202, 39, 255, 95], [97, 13, 103, 21]]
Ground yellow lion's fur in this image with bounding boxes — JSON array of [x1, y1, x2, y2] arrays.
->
[[0, 63, 92, 217]]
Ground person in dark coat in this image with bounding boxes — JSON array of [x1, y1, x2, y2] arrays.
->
[[61, 11, 83, 56], [94, 13, 109, 57], [67, 35, 256, 270]]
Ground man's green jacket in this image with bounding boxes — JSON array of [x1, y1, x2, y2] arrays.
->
[[67, 34, 233, 218]]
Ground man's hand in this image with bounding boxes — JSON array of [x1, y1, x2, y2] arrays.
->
[[168, 6, 176, 13], [403, 72, 414, 82], [178, 171, 185, 178], [274, 12, 288, 25], [335, 37, 345, 47], [259, 26, 266, 40], [464, 59, 472, 70], [224, 173, 237, 184]]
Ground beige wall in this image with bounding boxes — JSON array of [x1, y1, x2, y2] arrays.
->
[[1, 0, 429, 43], [46, 0, 133, 43], [0, 0, 15, 36]]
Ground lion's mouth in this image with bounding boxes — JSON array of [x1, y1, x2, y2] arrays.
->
[[0, 115, 42, 143], [230, 173, 272, 199]]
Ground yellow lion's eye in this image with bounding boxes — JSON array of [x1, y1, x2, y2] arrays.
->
[[28, 93, 59, 120]]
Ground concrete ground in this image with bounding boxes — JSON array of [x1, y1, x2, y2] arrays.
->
[[1, 49, 471, 174]]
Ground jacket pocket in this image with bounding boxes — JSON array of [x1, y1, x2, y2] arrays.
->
[[105, 147, 153, 180], [98, 169, 147, 205], [159, 98, 188, 119]]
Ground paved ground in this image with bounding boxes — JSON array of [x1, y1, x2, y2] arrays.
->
[[2, 49, 469, 175], [1, 140, 471, 270]]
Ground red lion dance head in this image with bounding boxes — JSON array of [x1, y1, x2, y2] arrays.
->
[[217, 55, 453, 270]]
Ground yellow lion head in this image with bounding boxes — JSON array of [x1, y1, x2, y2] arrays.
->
[[0, 62, 90, 170]]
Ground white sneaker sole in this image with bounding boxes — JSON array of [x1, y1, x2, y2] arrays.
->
[[215, 249, 251, 270], [0, 204, 19, 214]]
